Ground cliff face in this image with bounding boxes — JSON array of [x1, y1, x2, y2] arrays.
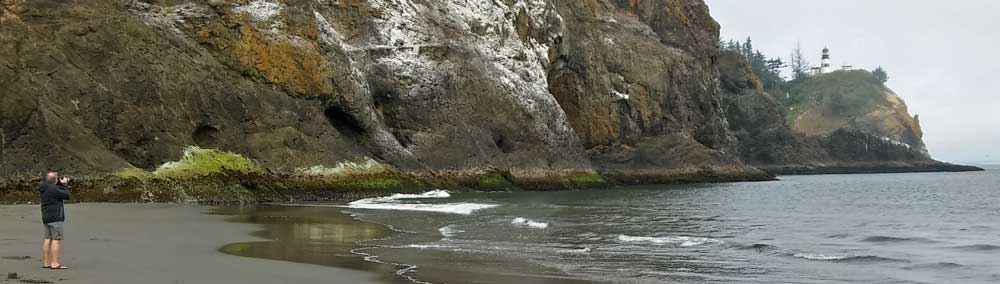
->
[[718, 50, 975, 173], [548, 1, 749, 180], [718, 50, 824, 165], [0, 0, 976, 189], [0, 0, 767, 183], [785, 70, 927, 155]]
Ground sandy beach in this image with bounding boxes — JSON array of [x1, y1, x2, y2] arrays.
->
[[0, 203, 384, 284]]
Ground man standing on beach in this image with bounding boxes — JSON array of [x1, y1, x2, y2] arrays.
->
[[39, 172, 70, 269]]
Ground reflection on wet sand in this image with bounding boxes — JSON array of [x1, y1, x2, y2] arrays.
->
[[214, 205, 409, 284], [214, 204, 604, 284]]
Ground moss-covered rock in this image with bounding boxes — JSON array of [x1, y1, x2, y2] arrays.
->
[[77, 147, 273, 203], [152, 146, 264, 177], [508, 170, 610, 190]]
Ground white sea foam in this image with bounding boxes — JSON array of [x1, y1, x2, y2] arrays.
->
[[511, 217, 550, 229], [439, 225, 465, 237], [557, 247, 591, 254], [382, 189, 452, 200], [347, 202, 496, 215], [347, 190, 497, 215], [616, 235, 723, 247], [792, 253, 849, 261], [404, 244, 453, 249]]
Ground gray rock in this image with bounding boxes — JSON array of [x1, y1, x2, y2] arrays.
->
[[0, 0, 973, 186]]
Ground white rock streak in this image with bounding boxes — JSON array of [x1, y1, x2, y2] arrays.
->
[[357, 0, 572, 136], [233, 0, 284, 34], [233, 0, 281, 22], [879, 136, 913, 150], [128, 2, 209, 37], [313, 11, 344, 46]]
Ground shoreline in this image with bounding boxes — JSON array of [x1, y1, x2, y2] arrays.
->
[[1, 163, 983, 204], [761, 162, 985, 175], [0, 204, 385, 284]]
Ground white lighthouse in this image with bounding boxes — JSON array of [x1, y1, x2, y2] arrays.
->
[[819, 47, 832, 74], [810, 47, 848, 76]]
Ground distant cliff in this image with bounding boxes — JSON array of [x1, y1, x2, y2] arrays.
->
[[785, 70, 927, 155], [718, 50, 978, 174], [0, 0, 978, 201]]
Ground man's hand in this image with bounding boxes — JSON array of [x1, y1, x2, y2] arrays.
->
[[59, 177, 70, 185]]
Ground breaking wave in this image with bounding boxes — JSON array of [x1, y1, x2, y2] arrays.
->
[[367, 189, 452, 201], [439, 225, 465, 237], [403, 244, 454, 249], [557, 247, 592, 254], [347, 190, 497, 215], [616, 234, 723, 247], [511, 217, 550, 229]]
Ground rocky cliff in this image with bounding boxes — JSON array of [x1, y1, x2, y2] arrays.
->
[[0, 0, 976, 200], [785, 70, 927, 155], [718, 50, 978, 174], [1, 0, 768, 190]]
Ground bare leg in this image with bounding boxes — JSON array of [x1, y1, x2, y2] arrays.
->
[[42, 239, 51, 267], [49, 240, 61, 267]]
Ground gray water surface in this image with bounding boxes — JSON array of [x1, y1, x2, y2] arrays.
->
[[223, 169, 1000, 284]]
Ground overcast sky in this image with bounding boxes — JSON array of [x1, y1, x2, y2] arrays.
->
[[706, 0, 1000, 164]]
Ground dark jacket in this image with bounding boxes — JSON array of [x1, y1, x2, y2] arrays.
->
[[39, 181, 70, 224]]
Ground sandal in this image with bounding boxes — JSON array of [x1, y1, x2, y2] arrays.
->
[[50, 265, 69, 269]]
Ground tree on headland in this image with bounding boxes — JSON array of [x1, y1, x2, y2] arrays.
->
[[721, 37, 785, 89], [788, 42, 811, 80], [873, 66, 889, 84]]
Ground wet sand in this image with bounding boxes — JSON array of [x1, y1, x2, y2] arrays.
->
[[217, 204, 606, 284], [0, 204, 384, 284]]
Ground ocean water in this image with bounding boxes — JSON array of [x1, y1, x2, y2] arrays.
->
[[221, 167, 1000, 284]]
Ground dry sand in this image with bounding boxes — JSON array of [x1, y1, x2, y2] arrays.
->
[[0, 203, 384, 284]]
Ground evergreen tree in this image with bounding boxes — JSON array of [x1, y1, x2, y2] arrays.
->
[[742, 37, 754, 59], [873, 66, 889, 84], [766, 58, 785, 75], [722, 37, 786, 90], [789, 42, 811, 80]]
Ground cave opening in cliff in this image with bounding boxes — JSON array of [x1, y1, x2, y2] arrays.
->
[[192, 125, 221, 148], [493, 133, 516, 154], [324, 105, 365, 140]]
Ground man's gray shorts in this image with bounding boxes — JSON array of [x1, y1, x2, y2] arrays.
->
[[44, 222, 64, 240]]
